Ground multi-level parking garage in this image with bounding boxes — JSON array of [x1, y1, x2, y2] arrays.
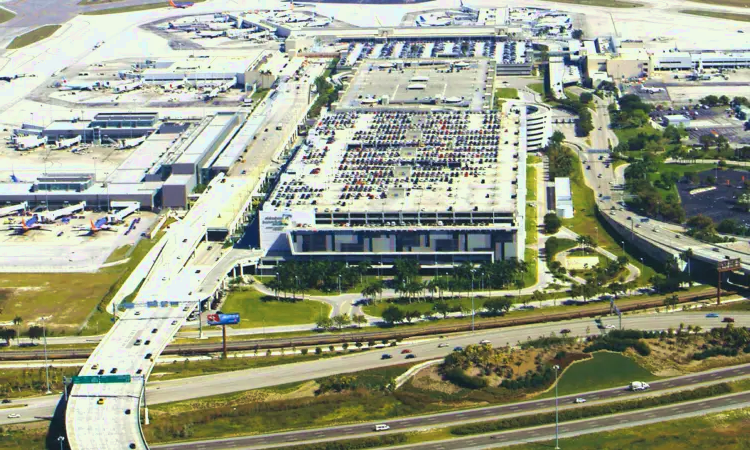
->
[[259, 105, 529, 269], [338, 59, 493, 111]]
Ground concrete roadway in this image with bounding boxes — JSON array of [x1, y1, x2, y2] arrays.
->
[[392, 391, 750, 450], [4, 311, 748, 426], [152, 364, 750, 450]]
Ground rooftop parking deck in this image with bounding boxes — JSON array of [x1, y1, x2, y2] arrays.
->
[[339, 59, 492, 111], [265, 109, 523, 220]]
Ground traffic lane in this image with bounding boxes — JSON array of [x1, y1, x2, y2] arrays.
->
[[153, 363, 750, 450], [11, 312, 747, 425], [104, 312, 750, 404], [397, 391, 750, 450]]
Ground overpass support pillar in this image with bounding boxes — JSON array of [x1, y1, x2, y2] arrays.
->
[[240, 264, 244, 277]]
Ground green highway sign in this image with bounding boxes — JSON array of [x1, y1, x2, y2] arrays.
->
[[71, 375, 132, 384], [100, 375, 131, 383], [71, 376, 100, 384]]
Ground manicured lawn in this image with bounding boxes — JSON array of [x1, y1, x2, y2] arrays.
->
[[7, 25, 61, 49], [363, 297, 488, 317], [523, 248, 538, 288], [687, 0, 750, 8], [0, 7, 15, 24], [680, 9, 750, 22], [544, 352, 657, 398], [562, 147, 656, 284], [648, 162, 716, 198], [104, 244, 132, 263], [527, 165, 537, 202], [221, 289, 331, 328], [495, 87, 519, 99], [509, 407, 750, 450], [528, 83, 545, 96]]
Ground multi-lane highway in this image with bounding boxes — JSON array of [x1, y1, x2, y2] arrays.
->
[[8, 311, 748, 428], [152, 363, 750, 450], [63, 60, 322, 449]]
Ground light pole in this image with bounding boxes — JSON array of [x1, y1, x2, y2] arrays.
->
[[42, 316, 51, 394], [553, 364, 561, 450], [470, 268, 476, 332], [640, 257, 644, 274], [198, 299, 204, 339], [58, 436, 65, 450], [338, 274, 342, 295]]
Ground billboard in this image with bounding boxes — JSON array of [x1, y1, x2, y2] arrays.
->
[[207, 313, 240, 326]]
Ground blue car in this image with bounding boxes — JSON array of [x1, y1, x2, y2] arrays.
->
[[453, 346, 463, 352], [706, 313, 719, 318], [381, 354, 392, 360]]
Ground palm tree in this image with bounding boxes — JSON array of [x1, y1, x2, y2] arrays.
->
[[12, 316, 22, 345], [357, 260, 372, 285]]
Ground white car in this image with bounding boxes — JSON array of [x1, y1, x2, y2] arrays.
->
[[604, 324, 616, 329], [479, 339, 491, 344], [7, 413, 20, 419], [438, 343, 449, 348], [574, 398, 586, 404]]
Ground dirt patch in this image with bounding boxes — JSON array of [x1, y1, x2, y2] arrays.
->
[[411, 365, 461, 394], [634, 335, 750, 376]]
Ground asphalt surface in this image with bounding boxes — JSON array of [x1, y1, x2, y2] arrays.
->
[[5, 311, 750, 427], [153, 363, 750, 450], [396, 391, 750, 450], [0, 0, 175, 44]]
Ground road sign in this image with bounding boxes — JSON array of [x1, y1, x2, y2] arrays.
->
[[100, 375, 131, 383], [169, 301, 180, 307], [146, 300, 158, 308], [160, 301, 169, 307], [121, 302, 135, 309], [207, 313, 240, 326], [718, 258, 741, 272], [71, 375, 132, 384], [71, 376, 100, 384]]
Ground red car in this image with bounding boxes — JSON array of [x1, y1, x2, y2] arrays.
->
[[400, 349, 412, 354]]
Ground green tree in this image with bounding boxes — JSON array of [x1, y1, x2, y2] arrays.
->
[[433, 301, 451, 319], [315, 316, 333, 330], [544, 213, 562, 234], [352, 314, 367, 328], [381, 306, 404, 325], [332, 314, 351, 330]]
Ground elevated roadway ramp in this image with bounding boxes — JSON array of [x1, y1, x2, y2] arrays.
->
[[65, 173, 251, 450]]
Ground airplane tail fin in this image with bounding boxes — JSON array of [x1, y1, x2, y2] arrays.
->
[[90, 219, 96, 230], [169, 0, 176, 7]]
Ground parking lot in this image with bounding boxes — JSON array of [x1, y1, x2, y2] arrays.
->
[[339, 59, 491, 110], [677, 168, 750, 226]]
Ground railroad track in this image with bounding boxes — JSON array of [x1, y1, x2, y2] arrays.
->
[[0, 288, 724, 361]]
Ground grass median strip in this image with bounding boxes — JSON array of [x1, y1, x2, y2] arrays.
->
[[449, 382, 731, 436], [680, 9, 750, 22], [0, 7, 15, 24], [7, 25, 61, 49]]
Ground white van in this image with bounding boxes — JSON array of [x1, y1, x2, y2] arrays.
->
[[374, 424, 390, 431]]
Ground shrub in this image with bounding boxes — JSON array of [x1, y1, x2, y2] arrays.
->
[[444, 368, 489, 389]]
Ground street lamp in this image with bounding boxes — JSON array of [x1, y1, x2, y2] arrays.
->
[[553, 364, 561, 450], [57, 436, 65, 450], [338, 274, 342, 295], [42, 316, 51, 394], [470, 268, 476, 332]]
